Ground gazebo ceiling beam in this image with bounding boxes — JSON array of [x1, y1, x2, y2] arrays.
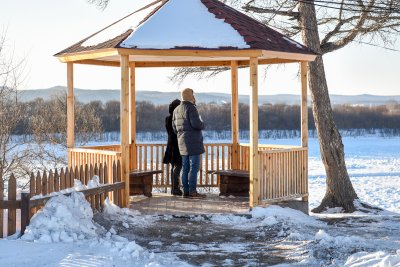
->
[[73, 58, 302, 68], [58, 48, 118, 63], [262, 50, 316, 62]]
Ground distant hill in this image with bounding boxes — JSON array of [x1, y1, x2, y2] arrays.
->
[[18, 86, 400, 106]]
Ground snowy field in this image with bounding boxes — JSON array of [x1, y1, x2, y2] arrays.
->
[[0, 136, 399, 266]]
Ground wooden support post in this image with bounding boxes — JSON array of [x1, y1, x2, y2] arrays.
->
[[130, 63, 137, 170], [300, 61, 309, 202], [121, 55, 130, 207], [67, 62, 74, 166], [20, 192, 30, 236], [249, 57, 259, 208], [231, 61, 239, 169], [301, 62, 308, 148]]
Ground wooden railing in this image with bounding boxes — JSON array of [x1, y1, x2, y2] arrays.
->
[[135, 143, 233, 188], [0, 161, 123, 238], [67, 143, 309, 202], [136, 144, 168, 189], [238, 143, 298, 171], [258, 147, 308, 202], [69, 147, 121, 183], [201, 143, 232, 187]]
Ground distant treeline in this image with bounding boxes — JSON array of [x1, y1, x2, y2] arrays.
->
[[13, 98, 400, 135], [95, 101, 400, 132]]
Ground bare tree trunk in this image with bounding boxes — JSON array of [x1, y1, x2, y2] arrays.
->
[[299, 0, 358, 212]]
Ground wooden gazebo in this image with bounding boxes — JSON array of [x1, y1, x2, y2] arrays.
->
[[55, 0, 316, 208]]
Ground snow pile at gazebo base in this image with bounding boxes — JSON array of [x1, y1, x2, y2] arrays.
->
[[22, 192, 97, 243], [20, 192, 162, 263]]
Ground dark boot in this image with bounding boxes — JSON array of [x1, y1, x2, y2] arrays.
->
[[171, 163, 182, 196]]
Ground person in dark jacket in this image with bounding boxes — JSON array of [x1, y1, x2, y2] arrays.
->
[[163, 99, 183, 196], [172, 88, 206, 199]]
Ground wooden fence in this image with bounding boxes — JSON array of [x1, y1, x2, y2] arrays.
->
[[0, 161, 124, 239]]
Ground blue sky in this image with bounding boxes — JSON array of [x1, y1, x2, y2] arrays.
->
[[1, 0, 399, 95]]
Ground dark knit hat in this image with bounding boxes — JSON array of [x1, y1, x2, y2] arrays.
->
[[168, 99, 181, 114]]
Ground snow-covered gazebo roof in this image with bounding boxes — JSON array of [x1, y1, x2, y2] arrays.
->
[[55, 0, 316, 65]]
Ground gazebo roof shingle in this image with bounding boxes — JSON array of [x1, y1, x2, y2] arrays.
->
[[55, 0, 315, 57]]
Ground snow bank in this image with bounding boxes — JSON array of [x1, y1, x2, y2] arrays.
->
[[22, 192, 97, 243], [315, 229, 365, 248], [20, 192, 150, 262], [252, 205, 318, 226], [210, 205, 325, 231], [344, 250, 400, 267]]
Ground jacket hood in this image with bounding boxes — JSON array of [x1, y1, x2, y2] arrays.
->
[[169, 99, 181, 114]]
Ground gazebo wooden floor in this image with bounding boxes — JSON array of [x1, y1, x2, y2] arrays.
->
[[129, 194, 250, 215], [129, 194, 309, 215]]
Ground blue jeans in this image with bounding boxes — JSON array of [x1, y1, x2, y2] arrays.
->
[[181, 155, 200, 194]]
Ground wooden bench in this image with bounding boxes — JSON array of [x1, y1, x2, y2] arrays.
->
[[208, 170, 249, 197], [129, 170, 162, 197]]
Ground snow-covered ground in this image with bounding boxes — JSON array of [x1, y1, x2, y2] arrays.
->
[[0, 136, 399, 266]]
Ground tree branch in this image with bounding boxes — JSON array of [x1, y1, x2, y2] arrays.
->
[[243, 4, 300, 19]]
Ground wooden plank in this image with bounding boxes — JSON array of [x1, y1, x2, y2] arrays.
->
[[260, 193, 309, 204], [130, 64, 137, 170], [67, 62, 74, 167], [139, 146, 143, 171], [116, 161, 122, 206], [60, 168, 66, 190], [54, 169, 60, 193], [150, 145, 154, 172], [239, 58, 300, 66], [73, 58, 301, 68], [99, 163, 105, 210], [42, 171, 48, 196], [301, 61, 308, 148], [104, 163, 109, 204], [75, 59, 120, 67], [130, 170, 163, 177], [0, 200, 21, 209], [261, 50, 316, 62], [289, 151, 293, 195], [0, 172, 3, 238], [90, 164, 95, 183], [293, 151, 297, 195], [80, 165, 85, 184], [144, 146, 148, 171], [249, 57, 259, 207], [73, 165, 78, 185], [92, 162, 100, 211], [208, 170, 249, 177], [204, 146, 208, 186], [121, 54, 130, 207], [231, 61, 239, 169], [68, 148, 121, 156], [35, 171, 42, 196], [48, 170, 54, 194], [222, 146, 225, 171], [20, 193, 30, 236], [30, 182, 125, 208], [272, 153, 276, 199], [57, 48, 118, 63], [65, 168, 70, 189], [8, 174, 17, 236], [267, 153, 271, 199]]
